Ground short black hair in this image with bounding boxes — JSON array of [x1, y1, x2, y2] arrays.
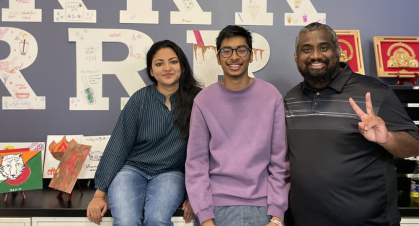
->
[[216, 25, 252, 51]]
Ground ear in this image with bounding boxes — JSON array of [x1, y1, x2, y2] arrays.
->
[[150, 69, 154, 77], [249, 50, 253, 63], [336, 47, 341, 59], [216, 52, 221, 65], [294, 53, 298, 63]]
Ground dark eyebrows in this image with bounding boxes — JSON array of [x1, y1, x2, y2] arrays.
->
[[153, 57, 178, 63]]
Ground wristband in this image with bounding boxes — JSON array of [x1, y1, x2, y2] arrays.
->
[[270, 219, 283, 226]]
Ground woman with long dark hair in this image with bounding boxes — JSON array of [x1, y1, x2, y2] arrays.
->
[[87, 40, 202, 226]]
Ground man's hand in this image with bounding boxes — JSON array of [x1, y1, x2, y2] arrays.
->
[[87, 197, 107, 225], [182, 199, 195, 224], [349, 92, 389, 144]]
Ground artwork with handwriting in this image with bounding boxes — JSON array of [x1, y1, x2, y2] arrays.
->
[[49, 142, 91, 194], [1, 27, 45, 110], [78, 135, 110, 179], [54, 0, 96, 23], [43, 135, 83, 178], [2, 0, 42, 22], [0, 150, 43, 193]]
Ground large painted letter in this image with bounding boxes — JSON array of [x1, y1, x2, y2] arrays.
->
[[54, 0, 96, 23], [171, 0, 211, 25], [285, 0, 326, 26], [2, 0, 42, 22], [186, 30, 270, 87], [120, 0, 159, 24], [0, 27, 45, 110], [235, 0, 273, 26], [69, 29, 153, 110]]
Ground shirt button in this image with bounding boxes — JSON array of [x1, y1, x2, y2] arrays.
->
[[315, 102, 318, 105], [316, 92, 320, 95]]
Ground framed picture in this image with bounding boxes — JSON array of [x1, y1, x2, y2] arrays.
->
[[373, 36, 419, 77], [335, 30, 365, 75]]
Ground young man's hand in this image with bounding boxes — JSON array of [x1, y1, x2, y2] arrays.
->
[[182, 199, 195, 223], [201, 219, 216, 226]]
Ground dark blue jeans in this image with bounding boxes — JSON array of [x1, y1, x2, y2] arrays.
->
[[108, 165, 186, 226]]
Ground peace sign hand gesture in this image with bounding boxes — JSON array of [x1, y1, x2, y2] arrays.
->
[[349, 92, 390, 145]]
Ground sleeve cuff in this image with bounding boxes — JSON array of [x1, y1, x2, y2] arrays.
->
[[196, 207, 215, 224], [267, 205, 286, 220]]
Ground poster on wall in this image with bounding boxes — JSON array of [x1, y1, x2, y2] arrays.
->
[[186, 30, 270, 87], [78, 135, 110, 179], [170, 0, 211, 25], [284, 0, 326, 26], [336, 30, 365, 75], [0, 150, 43, 193], [54, 0, 96, 23], [0, 142, 45, 168], [2, 0, 42, 22], [0, 27, 46, 110], [235, 0, 273, 26], [373, 36, 419, 78], [43, 135, 83, 178], [49, 142, 91, 194], [120, 0, 159, 24], [68, 28, 154, 110]]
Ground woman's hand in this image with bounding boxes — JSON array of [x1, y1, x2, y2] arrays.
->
[[87, 191, 107, 225], [182, 199, 195, 224]]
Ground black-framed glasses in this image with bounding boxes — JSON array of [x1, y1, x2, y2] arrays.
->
[[217, 46, 252, 58]]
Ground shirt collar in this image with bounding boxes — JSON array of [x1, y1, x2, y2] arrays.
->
[[302, 62, 352, 93]]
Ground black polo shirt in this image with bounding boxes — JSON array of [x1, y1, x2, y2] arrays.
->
[[284, 63, 419, 226]]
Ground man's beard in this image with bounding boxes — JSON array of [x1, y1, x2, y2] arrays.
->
[[299, 59, 339, 85]]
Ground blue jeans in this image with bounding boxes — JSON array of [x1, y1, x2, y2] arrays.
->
[[194, 206, 271, 226], [108, 165, 186, 226]]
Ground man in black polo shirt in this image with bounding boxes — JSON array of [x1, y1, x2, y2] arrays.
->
[[285, 22, 419, 226]]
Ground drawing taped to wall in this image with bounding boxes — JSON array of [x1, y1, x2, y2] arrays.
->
[[49, 142, 91, 194], [284, 0, 326, 26], [235, 0, 273, 25], [0, 27, 45, 110], [54, 0, 96, 23], [186, 30, 270, 87], [0, 150, 43, 193], [2, 0, 42, 22], [43, 135, 83, 178], [68, 28, 154, 110], [170, 0, 211, 24]]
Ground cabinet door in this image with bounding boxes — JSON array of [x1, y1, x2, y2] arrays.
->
[[401, 217, 419, 225], [172, 217, 194, 226], [32, 217, 114, 226], [0, 218, 31, 226]]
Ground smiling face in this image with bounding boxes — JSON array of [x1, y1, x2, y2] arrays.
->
[[217, 36, 253, 79], [150, 48, 182, 90], [294, 29, 341, 88]]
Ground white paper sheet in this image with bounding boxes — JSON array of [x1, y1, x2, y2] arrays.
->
[[77, 135, 111, 179], [235, 0, 273, 26], [54, 0, 96, 23], [1, 27, 45, 110], [284, 0, 326, 26], [170, 0, 211, 25], [2, 0, 42, 22], [0, 142, 45, 168], [43, 135, 83, 178], [120, 0, 159, 24], [186, 30, 270, 88], [68, 28, 154, 110]]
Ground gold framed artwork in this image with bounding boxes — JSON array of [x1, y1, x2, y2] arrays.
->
[[335, 30, 365, 75], [373, 36, 419, 78]]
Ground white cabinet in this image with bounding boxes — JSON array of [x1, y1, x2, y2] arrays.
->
[[401, 217, 419, 225], [32, 217, 114, 226], [0, 218, 30, 226]]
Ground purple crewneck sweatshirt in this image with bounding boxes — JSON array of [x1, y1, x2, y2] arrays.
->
[[186, 78, 290, 223]]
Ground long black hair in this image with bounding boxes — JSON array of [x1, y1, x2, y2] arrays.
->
[[146, 40, 202, 138]]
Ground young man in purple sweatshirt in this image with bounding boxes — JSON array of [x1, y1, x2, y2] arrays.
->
[[185, 25, 290, 226]]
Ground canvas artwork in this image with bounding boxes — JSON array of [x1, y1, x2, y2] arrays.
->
[[49, 142, 91, 194], [78, 135, 110, 179], [0, 142, 46, 168], [0, 150, 43, 193], [43, 135, 83, 178]]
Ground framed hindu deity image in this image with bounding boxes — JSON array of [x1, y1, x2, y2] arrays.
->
[[373, 36, 419, 78], [335, 30, 365, 75]]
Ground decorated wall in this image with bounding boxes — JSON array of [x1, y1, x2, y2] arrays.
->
[[0, 0, 418, 142]]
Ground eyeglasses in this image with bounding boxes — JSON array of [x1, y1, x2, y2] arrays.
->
[[217, 46, 252, 58]]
